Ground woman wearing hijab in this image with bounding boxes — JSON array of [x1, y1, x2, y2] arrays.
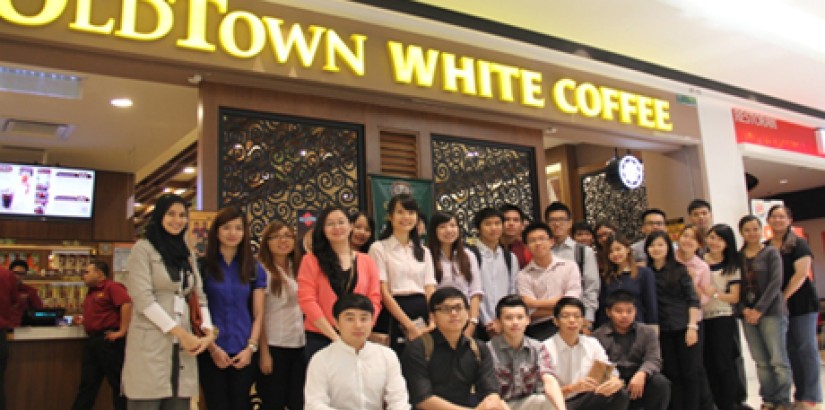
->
[[122, 194, 216, 410]]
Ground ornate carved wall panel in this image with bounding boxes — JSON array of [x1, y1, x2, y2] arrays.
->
[[432, 135, 538, 236], [218, 108, 364, 250], [581, 172, 648, 242]]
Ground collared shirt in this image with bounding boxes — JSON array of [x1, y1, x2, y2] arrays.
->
[[0, 269, 19, 329], [487, 335, 556, 401], [401, 329, 499, 406], [597, 267, 659, 326], [507, 239, 532, 269], [435, 249, 484, 300], [675, 253, 712, 312], [593, 322, 662, 381], [305, 340, 410, 410], [551, 237, 600, 321], [369, 236, 436, 295], [703, 263, 741, 319], [262, 264, 305, 348], [477, 242, 518, 325], [544, 334, 613, 399], [82, 278, 131, 333], [631, 240, 646, 264], [11, 282, 43, 327], [517, 258, 581, 324], [203, 258, 267, 354]]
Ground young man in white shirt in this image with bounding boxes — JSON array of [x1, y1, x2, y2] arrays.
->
[[305, 294, 409, 410], [543, 297, 628, 410], [472, 207, 519, 340], [518, 223, 581, 341]]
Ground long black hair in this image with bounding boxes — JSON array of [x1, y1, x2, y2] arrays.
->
[[203, 207, 255, 283], [427, 211, 472, 283], [645, 230, 677, 269], [379, 194, 424, 262], [312, 207, 352, 280], [144, 194, 191, 280], [349, 211, 376, 253], [707, 223, 740, 276]]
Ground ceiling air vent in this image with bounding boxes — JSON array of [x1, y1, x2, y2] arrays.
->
[[0, 118, 75, 140]]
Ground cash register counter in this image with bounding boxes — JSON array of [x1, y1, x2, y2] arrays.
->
[[8, 326, 113, 410]]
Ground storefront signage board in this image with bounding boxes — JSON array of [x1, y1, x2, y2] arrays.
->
[[733, 108, 824, 158]]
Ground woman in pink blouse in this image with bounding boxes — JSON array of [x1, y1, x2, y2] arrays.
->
[[296, 207, 382, 361]]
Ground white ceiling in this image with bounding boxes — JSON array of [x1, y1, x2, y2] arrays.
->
[[1, 0, 824, 197]]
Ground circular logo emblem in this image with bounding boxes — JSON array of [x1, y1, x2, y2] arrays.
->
[[618, 155, 644, 189]]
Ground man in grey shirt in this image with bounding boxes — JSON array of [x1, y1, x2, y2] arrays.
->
[[544, 202, 599, 333], [631, 209, 668, 264], [593, 290, 670, 410]]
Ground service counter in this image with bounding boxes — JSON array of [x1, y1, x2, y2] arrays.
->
[[8, 326, 113, 410]]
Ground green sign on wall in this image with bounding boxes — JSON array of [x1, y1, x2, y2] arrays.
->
[[370, 175, 433, 237]]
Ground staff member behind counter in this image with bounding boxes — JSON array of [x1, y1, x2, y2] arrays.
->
[[71, 261, 132, 410], [8, 260, 43, 327]]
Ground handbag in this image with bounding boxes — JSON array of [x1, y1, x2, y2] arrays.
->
[[188, 289, 205, 337]]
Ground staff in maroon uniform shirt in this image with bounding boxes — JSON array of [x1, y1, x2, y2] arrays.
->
[[0, 268, 19, 410], [8, 260, 43, 326], [71, 261, 132, 410]]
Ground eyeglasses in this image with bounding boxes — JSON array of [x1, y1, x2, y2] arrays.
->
[[547, 217, 570, 224], [434, 304, 466, 314], [557, 313, 582, 320], [268, 234, 295, 241]]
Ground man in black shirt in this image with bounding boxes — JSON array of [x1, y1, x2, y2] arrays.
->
[[401, 287, 507, 409]]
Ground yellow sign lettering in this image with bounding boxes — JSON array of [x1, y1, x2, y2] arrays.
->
[[654, 99, 672, 131], [177, 0, 228, 52], [489, 63, 519, 103], [264, 19, 326, 67], [441, 53, 476, 95], [323, 30, 366, 76], [0, 0, 66, 26], [553, 79, 578, 114], [387, 42, 439, 87], [115, 0, 173, 41], [520, 69, 544, 108], [69, 0, 114, 35], [219, 10, 265, 58]]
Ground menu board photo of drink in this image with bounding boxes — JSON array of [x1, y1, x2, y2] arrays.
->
[[0, 163, 95, 219]]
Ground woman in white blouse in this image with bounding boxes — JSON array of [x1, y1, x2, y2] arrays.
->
[[368, 194, 436, 354], [256, 220, 305, 410], [427, 211, 483, 338]]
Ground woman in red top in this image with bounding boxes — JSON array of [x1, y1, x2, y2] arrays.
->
[[296, 207, 382, 361]]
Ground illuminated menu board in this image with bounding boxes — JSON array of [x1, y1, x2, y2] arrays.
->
[[0, 164, 95, 219]]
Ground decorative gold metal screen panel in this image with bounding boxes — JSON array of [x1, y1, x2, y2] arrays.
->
[[218, 109, 364, 248], [581, 172, 647, 242], [432, 135, 538, 236]]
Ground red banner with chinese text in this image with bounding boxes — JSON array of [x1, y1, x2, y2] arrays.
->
[[732, 108, 823, 158]]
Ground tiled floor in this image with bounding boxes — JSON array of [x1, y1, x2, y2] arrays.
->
[[740, 323, 825, 408]]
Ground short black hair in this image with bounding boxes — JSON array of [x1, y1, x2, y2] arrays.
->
[[495, 294, 529, 318], [553, 297, 585, 318], [604, 289, 636, 309], [90, 260, 111, 278], [641, 208, 666, 222], [473, 207, 503, 230], [332, 293, 374, 319], [522, 222, 553, 243], [572, 220, 593, 235], [543, 201, 571, 222], [687, 199, 711, 214], [428, 286, 468, 313], [9, 260, 28, 272], [499, 204, 527, 221]]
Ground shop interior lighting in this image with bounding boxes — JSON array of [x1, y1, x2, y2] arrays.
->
[[110, 98, 133, 108], [183, 166, 196, 174], [779, 179, 788, 184], [0, 66, 82, 99], [163, 187, 173, 193], [173, 188, 186, 195]]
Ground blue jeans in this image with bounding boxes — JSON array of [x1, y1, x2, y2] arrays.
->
[[742, 314, 792, 405], [788, 312, 823, 403]]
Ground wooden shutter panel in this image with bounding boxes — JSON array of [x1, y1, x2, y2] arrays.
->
[[380, 131, 418, 178]]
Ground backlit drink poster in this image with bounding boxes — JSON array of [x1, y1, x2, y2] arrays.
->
[[0, 164, 95, 218]]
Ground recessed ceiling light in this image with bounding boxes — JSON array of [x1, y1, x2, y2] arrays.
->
[[163, 187, 173, 193], [111, 98, 133, 108], [183, 166, 196, 174], [134, 202, 143, 208], [779, 179, 789, 184]]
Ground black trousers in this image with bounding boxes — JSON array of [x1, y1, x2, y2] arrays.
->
[[659, 329, 702, 410], [71, 333, 126, 410], [256, 346, 305, 410], [304, 331, 332, 364], [626, 373, 671, 410], [566, 389, 630, 410], [0, 331, 7, 410], [525, 320, 558, 341], [197, 351, 257, 410], [374, 294, 428, 356], [704, 316, 740, 410]]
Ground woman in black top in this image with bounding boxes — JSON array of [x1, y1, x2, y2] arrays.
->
[[645, 231, 701, 410], [765, 205, 821, 408]]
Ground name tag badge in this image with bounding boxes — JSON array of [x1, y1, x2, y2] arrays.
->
[[174, 295, 185, 315]]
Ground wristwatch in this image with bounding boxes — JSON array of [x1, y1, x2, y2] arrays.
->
[[712, 292, 720, 300], [469, 317, 479, 325], [247, 339, 259, 353]]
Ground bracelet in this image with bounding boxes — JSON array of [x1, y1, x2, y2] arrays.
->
[[687, 324, 699, 330]]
